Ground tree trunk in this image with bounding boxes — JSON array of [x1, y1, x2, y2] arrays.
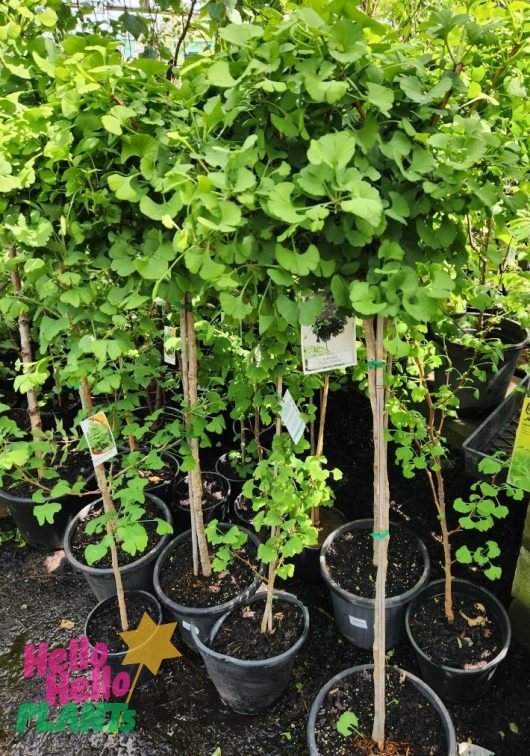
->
[[366, 315, 389, 751], [78, 379, 129, 632], [8, 247, 43, 468], [180, 301, 199, 575], [312, 374, 330, 528], [185, 297, 211, 577]]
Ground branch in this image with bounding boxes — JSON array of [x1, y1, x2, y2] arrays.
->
[[166, 0, 198, 80]]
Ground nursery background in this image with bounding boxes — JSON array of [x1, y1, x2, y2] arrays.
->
[[0, 0, 529, 755]]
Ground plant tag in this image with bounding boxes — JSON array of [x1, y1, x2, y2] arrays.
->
[[164, 325, 177, 366], [280, 390, 306, 444], [301, 293, 357, 375], [81, 412, 118, 467], [458, 744, 494, 755], [349, 616, 368, 629], [507, 396, 530, 492]]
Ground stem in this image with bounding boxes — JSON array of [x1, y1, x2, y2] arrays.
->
[[180, 299, 198, 576], [166, 0, 198, 79], [253, 401, 263, 462], [78, 381, 128, 632], [309, 393, 316, 456], [312, 375, 330, 528], [366, 315, 389, 752], [8, 246, 43, 475], [186, 299, 212, 577]]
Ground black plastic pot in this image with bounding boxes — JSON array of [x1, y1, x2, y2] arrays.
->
[[153, 524, 260, 650], [214, 452, 247, 503], [192, 590, 309, 715], [172, 471, 230, 534], [64, 494, 173, 601], [321, 519, 431, 650], [405, 578, 511, 702], [432, 316, 529, 416], [294, 507, 347, 585], [128, 405, 182, 450], [0, 458, 96, 550], [306, 664, 457, 755], [85, 590, 163, 699], [40, 392, 81, 431], [233, 493, 268, 542], [110, 450, 180, 507]]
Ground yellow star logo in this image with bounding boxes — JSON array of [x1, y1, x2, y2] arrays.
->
[[119, 611, 182, 676]]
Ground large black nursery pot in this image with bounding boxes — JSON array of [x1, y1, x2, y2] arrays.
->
[[172, 471, 230, 533], [232, 493, 268, 542], [432, 315, 529, 416], [405, 578, 511, 702], [321, 519, 430, 650], [192, 590, 309, 715], [64, 493, 172, 601], [0, 462, 96, 550], [214, 451, 247, 504], [294, 507, 347, 585], [111, 450, 180, 507], [153, 524, 260, 650], [85, 590, 163, 698], [40, 390, 81, 431], [307, 664, 457, 756]]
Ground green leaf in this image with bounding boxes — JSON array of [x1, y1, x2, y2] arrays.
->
[[139, 193, 182, 221], [337, 711, 359, 737], [219, 23, 263, 45], [455, 545, 473, 564], [207, 61, 237, 88], [219, 292, 253, 320], [108, 174, 143, 202], [349, 280, 386, 315], [340, 183, 383, 226], [299, 296, 324, 326], [478, 457, 503, 475], [307, 131, 356, 169], [135, 257, 169, 280], [155, 518, 174, 536], [484, 565, 502, 580], [276, 294, 298, 325], [85, 542, 109, 566], [33, 503, 61, 526], [275, 243, 320, 276], [366, 83, 394, 115], [101, 115, 122, 136], [267, 183, 307, 224], [305, 76, 348, 104], [257, 542, 277, 563]]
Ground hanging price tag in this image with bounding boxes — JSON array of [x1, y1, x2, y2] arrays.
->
[[81, 412, 118, 467], [163, 325, 177, 366], [280, 390, 306, 444], [507, 396, 530, 492]]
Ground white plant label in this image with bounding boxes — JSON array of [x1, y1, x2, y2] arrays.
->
[[164, 325, 177, 366], [301, 294, 357, 375], [458, 744, 494, 755], [280, 390, 306, 444], [349, 616, 368, 629], [81, 412, 118, 467]]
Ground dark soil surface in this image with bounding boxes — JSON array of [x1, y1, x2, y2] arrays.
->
[[216, 452, 248, 483], [314, 507, 347, 548], [0, 386, 529, 755], [409, 594, 504, 668], [69, 499, 162, 569], [158, 532, 258, 608], [325, 526, 424, 598], [2, 452, 94, 499], [86, 594, 159, 654], [314, 666, 446, 755], [175, 473, 229, 510], [211, 599, 305, 661]]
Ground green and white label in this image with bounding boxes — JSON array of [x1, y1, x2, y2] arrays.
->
[[507, 396, 530, 493], [280, 390, 306, 444]]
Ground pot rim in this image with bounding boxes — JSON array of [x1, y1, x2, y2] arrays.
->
[[174, 470, 231, 512], [63, 493, 172, 577], [153, 524, 261, 617], [432, 314, 529, 350], [306, 663, 457, 755], [191, 589, 310, 668], [320, 519, 430, 607], [405, 578, 512, 674], [84, 589, 162, 661]]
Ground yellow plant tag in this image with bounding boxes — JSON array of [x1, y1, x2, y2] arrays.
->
[[507, 396, 530, 492]]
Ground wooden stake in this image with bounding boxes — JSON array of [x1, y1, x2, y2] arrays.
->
[[8, 247, 43, 469], [180, 299, 198, 575], [312, 375, 330, 528], [78, 380, 128, 632], [186, 298, 211, 577]]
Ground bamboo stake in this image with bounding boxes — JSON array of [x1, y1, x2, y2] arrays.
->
[[312, 375, 330, 528], [8, 247, 43, 469], [180, 299, 198, 575], [370, 315, 389, 751], [260, 376, 283, 634], [186, 298, 212, 577], [79, 379, 129, 632]]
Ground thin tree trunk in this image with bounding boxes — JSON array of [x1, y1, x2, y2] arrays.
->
[[78, 380, 129, 631], [436, 469, 454, 624], [186, 299, 211, 577], [240, 419, 246, 460], [8, 247, 43, 469], [366, 315, 389, 751], [260, 377, 283, 634], [180, 299, 198, 575], [309, 393, 316, 456], [312, 375, 330, 528], [254, 402, 263, 461], [364, 319, 379, 565]]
